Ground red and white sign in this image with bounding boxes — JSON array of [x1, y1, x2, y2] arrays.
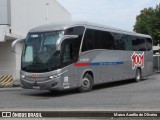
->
[[131, 52, 144, 69]]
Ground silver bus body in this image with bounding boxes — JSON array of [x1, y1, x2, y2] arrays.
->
[[18, 21, 153, 91]]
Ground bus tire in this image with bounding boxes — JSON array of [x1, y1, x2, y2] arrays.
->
[[135, 68, 141, 82], [78, 73, 93, 92]]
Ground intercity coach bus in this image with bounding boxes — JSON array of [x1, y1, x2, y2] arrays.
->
[[12, 21, 153, 92]]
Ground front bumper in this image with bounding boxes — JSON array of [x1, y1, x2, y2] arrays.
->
[[20, 77, 62, 90]]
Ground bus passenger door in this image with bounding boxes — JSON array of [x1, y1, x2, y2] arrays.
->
[[61, 39, 79, 89]]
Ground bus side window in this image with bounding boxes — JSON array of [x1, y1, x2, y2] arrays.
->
[[132, 37, 146, 51], [62, 42, 72, 63], [93, 30, 114, 50], [146, 38, 152, 51], [113, 33, 125, 50], [122, 35, 132, 51], [82, 29, 94, 52]]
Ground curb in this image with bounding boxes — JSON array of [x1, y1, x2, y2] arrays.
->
[[0, 87, 22, 91], [0, 84, 20, 88]]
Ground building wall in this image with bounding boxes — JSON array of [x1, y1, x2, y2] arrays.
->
[[11, 0, 71, 37], [0, 0, 11, 25], [0, 0, 71, 85]]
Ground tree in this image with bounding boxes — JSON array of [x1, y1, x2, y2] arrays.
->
[[134, 4, 160, 45]]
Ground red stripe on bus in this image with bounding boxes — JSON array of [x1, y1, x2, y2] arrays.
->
[[74, 63, 90, 67]]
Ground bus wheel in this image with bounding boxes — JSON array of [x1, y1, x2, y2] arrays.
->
[[135, 68, 141, 82], [78, 73, 93, 92]]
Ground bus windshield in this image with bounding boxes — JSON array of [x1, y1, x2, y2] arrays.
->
[[22, 31, 64, 72]]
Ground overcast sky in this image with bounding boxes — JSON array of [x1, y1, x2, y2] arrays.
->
[[57, 0, 160, 32]]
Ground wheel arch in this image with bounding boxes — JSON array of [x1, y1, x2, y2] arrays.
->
[[81, 69, 94, 82]]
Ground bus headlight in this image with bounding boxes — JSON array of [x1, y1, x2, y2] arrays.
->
[[21, 75, 25, 79], [49, 76, 54, 79], [49, 74, 60, 79], [49, 70, 68, 79]]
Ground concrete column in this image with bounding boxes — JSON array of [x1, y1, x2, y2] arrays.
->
[[14, 41, 23, 85]]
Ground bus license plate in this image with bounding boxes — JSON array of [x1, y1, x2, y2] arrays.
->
[[33, 86, 40, 90]]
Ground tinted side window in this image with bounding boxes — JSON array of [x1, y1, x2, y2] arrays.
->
[[62, 43, 72, 62], [123, 35, 132, 51], [146, 38, 152, 51], [82, 29, 94, 52], [113, 33, 124, 50], [65, 26, 85, 36], [82, 29, 115, 51], [62, 38, 81, 65], [113, 34, 133, 51], [102, 31, 114, 50], [65, 26, 85, 56], [93, 30, 101, 49], [93, 30, 114, 50], [132, 37, 146, 51]]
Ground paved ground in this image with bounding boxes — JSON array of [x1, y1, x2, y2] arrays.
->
[[0, 73, 160, 111], [0, 73, 160, 119]]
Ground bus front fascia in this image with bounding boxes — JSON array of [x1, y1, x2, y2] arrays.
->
[[56, 35, 78, 51], [11, 38, 25, 53]]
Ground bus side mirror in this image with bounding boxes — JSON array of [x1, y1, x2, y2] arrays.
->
[[11, 38, 25, 53], [56, 35, 78, 51]]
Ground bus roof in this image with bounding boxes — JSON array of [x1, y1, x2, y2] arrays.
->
[[29, 21, 151, 38]]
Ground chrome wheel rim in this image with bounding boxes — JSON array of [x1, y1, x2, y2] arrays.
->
[[82, 77, 90, 89]]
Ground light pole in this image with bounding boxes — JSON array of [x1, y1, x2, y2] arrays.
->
[[46, 0, 49, 22]]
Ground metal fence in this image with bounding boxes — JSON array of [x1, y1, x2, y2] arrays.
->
[[153, 55, 160, 71]]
